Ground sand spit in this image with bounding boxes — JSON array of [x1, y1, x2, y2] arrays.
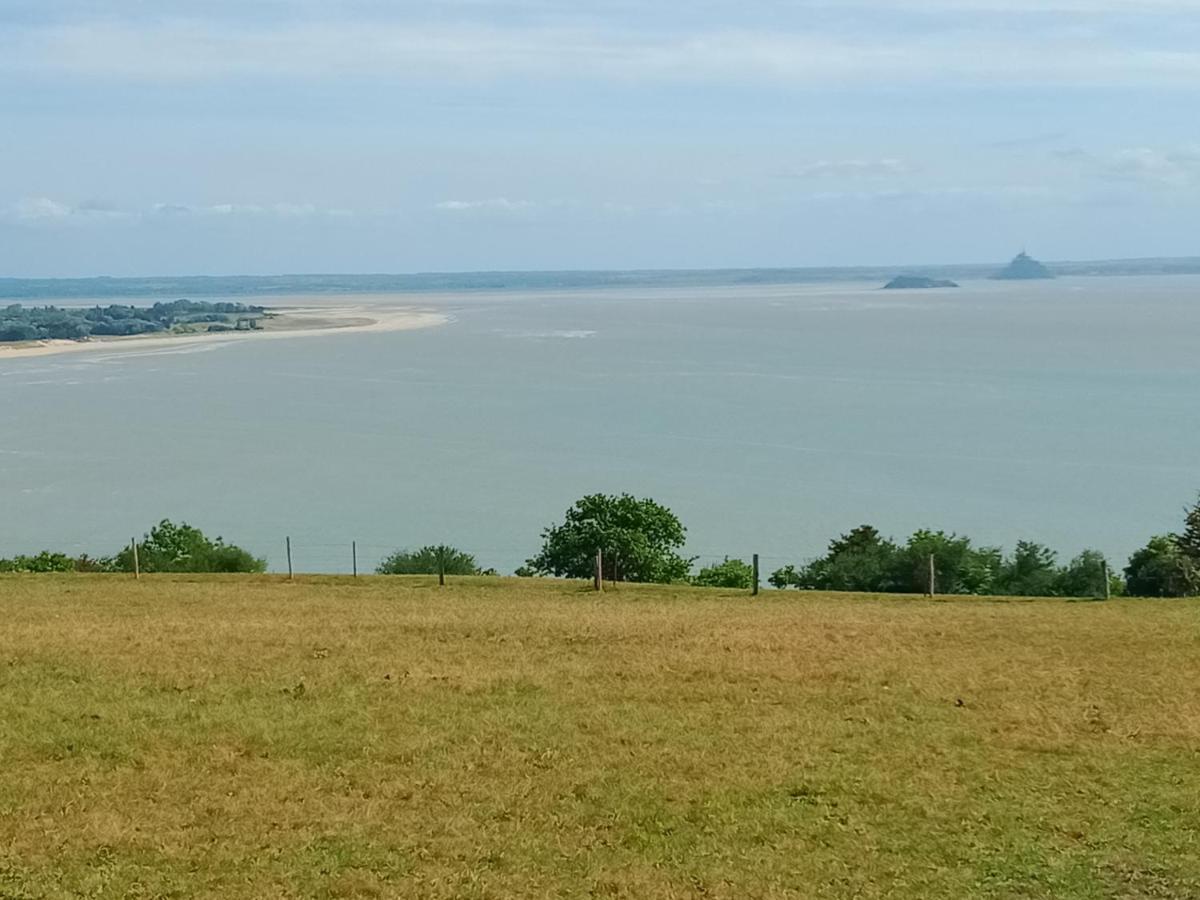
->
[[0, 300, 448, 360]]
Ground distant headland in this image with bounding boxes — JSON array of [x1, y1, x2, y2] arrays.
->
[[991, 252, 1054, 280], [882, 275, 959, 290]]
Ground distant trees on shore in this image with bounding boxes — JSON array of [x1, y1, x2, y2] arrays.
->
[[5, 495, 1200, 598], [0, 299, 266, 342]]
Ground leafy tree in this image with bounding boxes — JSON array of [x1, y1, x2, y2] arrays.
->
[[1179, 494, 1200, 561], [896, 530, 1001, 595], [113, 520, 265, 573], [803, 525, 904, 592], [1124, 535, 1199, 597], [1054, 549, 1119, 598], [377, 545, 480, 576], [995, 540, 1059, 596], [526, 493, 692, 583], [768, 564, 803, 590], [692, 558, 753, 589]]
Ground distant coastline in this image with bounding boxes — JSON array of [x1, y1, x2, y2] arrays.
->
[[0, 299, 447, 359], [2, 256, 1200, 302]]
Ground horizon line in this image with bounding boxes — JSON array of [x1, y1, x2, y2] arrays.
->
[[4, 254, 1200, 284]]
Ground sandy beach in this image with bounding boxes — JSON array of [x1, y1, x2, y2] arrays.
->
[[0, 297, 448, 360]]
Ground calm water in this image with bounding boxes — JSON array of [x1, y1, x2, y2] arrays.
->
[[2, 275, 1198, 575]]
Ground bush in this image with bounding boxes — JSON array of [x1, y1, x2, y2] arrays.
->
[[112, 520, 265, 574], [377, 545, 480, 576], [0, 551, 76, 573], [692, 558, 753, 589]]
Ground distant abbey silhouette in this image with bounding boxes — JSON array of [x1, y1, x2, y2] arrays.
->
[[992, 251, 1054, 280]]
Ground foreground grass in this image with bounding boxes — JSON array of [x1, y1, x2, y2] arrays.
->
[[1, 575, 1198, 899]]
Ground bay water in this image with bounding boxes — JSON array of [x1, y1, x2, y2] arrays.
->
[[2, 275, 1198, 576]]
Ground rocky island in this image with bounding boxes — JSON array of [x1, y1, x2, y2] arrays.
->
[[992, 251, 1054, 280], [882, 275, 959, 290]]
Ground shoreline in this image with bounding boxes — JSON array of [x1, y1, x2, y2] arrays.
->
[[0, 299, 449, 360]]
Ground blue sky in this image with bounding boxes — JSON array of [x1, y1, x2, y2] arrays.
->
[[1, 1, 1198, 276]]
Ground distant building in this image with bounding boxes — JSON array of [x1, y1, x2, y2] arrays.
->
[[992, 251, 1054, 280]]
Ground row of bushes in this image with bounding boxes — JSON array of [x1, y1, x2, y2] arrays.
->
[[0, 521, 265, 574], [4, 492, 1200, 597]]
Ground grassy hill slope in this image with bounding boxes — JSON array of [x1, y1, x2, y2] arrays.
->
[[2, 575, 1198, 899]]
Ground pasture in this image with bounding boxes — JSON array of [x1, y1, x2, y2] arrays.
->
[[1, 575, 1198, 898]]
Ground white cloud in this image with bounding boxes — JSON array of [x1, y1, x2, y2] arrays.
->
[[3, 197, 134, 223], [435, 198, 535, 211], [784, 159, 911, 179], [1103, 147, 1200, 186], [3, 18, 1199, 89], [2, 198, 342, 225]]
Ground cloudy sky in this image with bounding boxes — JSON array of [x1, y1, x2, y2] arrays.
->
[[2, 1, 1198, 276]]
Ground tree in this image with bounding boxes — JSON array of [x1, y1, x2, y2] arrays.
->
[[1124, 535, 1199, 598], [113, 520, 265, 573], [996, 540, 1059, 596], [896, 530, 1000, 595], [1054, 549, 1119, 598], [526, 493, 692, 583], [768, 565, 803, 590], [692, 558, 753, 589], [377, 545, 480, 576], [802, 525, 904, 592], [1179, 494, 1200, 561]]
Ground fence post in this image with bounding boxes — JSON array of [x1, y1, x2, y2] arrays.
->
[[928, 553, 936, 597], [352, 541, 358, 578], [1101, 559, 1111, 600], [594, 548, 603, 592], [286, 536, 293, 581], [438, 546, 446, 587], [752, 553, 759, 596], [131, 538, 139, 580]]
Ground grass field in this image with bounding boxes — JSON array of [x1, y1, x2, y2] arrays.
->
[[2, 575, 1199, 899]]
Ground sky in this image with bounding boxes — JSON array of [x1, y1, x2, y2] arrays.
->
[[1, 1, 1198, 276]]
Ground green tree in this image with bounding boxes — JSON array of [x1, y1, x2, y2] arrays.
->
[[113, 520, 265, 573], [896, 530, 1001, 595], [692, 558, 753, 589], [526, 493, 692, 583], [1179, 494, 1200, 561], [996, 540, 1059, 596], [1124, 535, 1199, 598], [377, 545, 480, 576], [768, 564, 803, 590], [1054, 549, 1119, 598], [803, 525, 903, 592]]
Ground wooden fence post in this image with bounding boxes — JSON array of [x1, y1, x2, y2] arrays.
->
[[1101, 559, 1111, 600], [928, 553, 936, 597], [752, 553, 759, 596], [131, 538, 139, 580], [286, 536, 293, 581], [438, 547, 446, 587], [594, 549, 603, 592], [352, 541, 358, 578]]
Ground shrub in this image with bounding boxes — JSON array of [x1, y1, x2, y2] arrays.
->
[[377, 545, 480, 576], [112, 520, 266, 574], [692, 558, 753, 589]]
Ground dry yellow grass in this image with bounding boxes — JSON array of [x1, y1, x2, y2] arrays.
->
[[2, 574, 1199, 899]]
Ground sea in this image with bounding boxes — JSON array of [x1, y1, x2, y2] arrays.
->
[[2, 271, 1199, 576]]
